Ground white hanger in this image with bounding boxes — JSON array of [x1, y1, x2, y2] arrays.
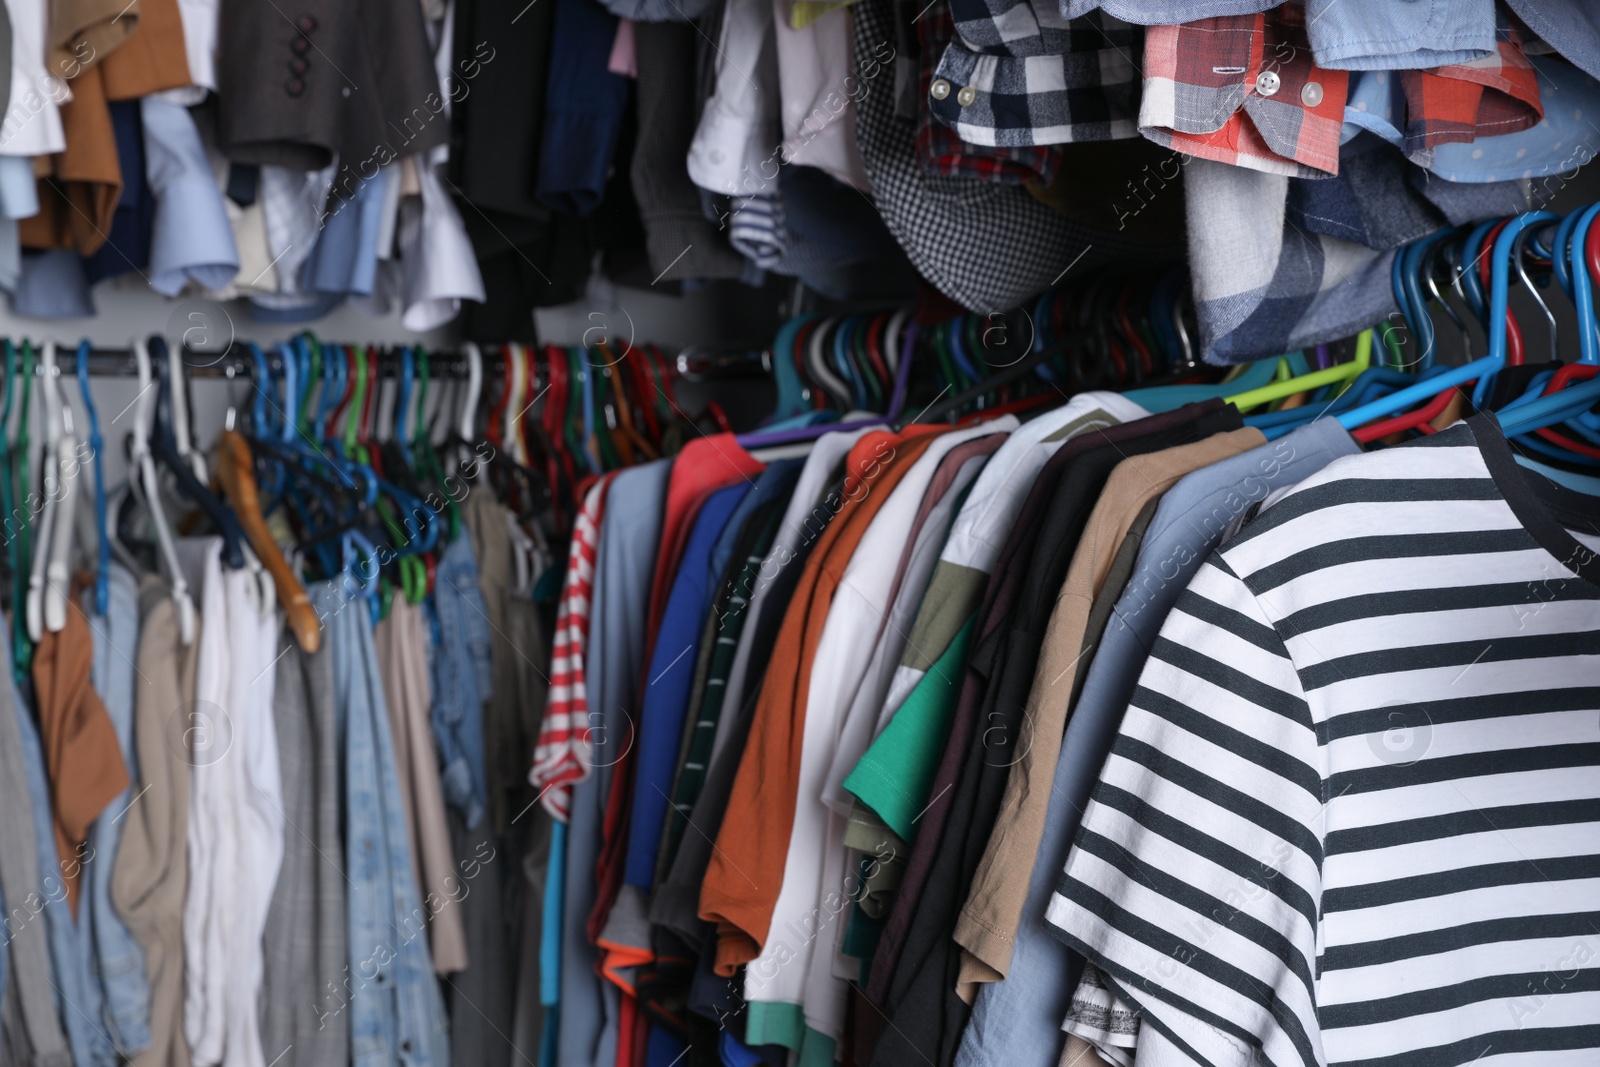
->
[[506, 342, 528, 467], [43, 398, 78, 635], [28, 343, 62, 640], [166, 338, 207, 482], [134, 338, 196, 645], [459, 342, 483, 442]]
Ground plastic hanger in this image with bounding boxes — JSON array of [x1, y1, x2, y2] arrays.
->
[[132, 338, 196, 644], [1231, 332, 1371, 414], [75, 341, 109, 617], [1338, 211, 1560, 430], [166, 340, 206, 483], [151, 337, 247, 569], [30, 342, 72, 638]]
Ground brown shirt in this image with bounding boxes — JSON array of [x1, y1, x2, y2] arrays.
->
[[20, 62, 120, 255], [34, 580, 130, 916], [49, 0, 138, 81], [953, 428, 1265, 997], [699, 425, 943, 975], [99, 0, 191, 99], [115, 581, 200, 1067]]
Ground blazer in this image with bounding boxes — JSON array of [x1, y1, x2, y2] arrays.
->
[[217, 0, 446, 188]]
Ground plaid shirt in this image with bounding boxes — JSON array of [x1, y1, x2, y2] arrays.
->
[[918, 2, 1063, 184], [1140, 3, 1350, 178], [928, 0, 1142, 147], [1396, 20, 1543, 158]]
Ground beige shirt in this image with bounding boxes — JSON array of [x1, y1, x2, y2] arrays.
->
[[953, 427, 1265, 999], [113, 581, 201, 1067], [375, 595, 469, 974]]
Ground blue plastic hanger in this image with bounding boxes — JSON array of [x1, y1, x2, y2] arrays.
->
[[75, 340, 108, 616], [1339, 211, 1560, 430]]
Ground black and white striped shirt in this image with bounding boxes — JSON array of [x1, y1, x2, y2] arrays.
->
[[1045, 417, 1600, 1067]]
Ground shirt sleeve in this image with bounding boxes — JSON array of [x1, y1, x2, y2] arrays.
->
[[1044, 555, 1327, 1067]]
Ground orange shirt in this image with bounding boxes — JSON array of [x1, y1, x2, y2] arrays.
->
[[699, 425, 944, 974]]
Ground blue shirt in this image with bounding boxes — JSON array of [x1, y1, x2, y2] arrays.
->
[[536, 0, 629, 216], [142, 98, 240, 297], [319, 579, 451, 1067], [624, 482, 752, 890], [430, 534, 493, 830], [83, 100, 152, 286]]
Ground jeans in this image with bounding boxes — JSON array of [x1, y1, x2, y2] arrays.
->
[[319, 581, 450, 1067], [429, 536, 492, 830], [12, 674, 108, 1067], [86, 566, 153, 1059]]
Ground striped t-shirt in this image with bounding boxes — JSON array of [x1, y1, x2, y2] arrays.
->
[[1045, 417, 1600, 1067]]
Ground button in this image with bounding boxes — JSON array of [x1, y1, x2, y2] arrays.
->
[[956, 86, 976, 107], [1301, 80, 1323, 107], [708, 149, 724, 165], [297, 14, 318, 32], [930, 79, 950, 101], [288, 57, 308, 75], [291, 36, 310, 54], [285, 77, 305, 97], [1255, 70, 1280, 97], [401, 1041, 413, 1053]]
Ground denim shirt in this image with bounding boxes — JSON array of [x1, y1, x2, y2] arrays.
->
[[429, 536, 493, 830], [11, 673, 109, 1067], [85, 565, 153, 1059], [319, 581, 450, 1067]]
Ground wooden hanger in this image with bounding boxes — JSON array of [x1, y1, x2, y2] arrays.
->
[[214, 428, 321, 653]]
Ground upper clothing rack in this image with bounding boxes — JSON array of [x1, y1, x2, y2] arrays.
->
[[12, 343, 477, 380]]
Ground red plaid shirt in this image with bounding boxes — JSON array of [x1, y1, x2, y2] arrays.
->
[[1140, 3, 1349, 178], [1399, 22, 1543, 156], [1139, 3, 1544, 179]]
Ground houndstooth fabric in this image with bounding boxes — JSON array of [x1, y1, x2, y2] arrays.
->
[[853, 0, 1176, 313], [928, 0, 1141, 147]]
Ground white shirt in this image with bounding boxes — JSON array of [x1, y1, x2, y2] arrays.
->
[[179, 538, 284, 1067], [158, 0, 218, 105], [774, 0, 869, 190], [1, 0, 67, 157], [688, 0, 780, 197]]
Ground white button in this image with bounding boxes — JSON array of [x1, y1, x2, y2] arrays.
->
[[930, 79, 951, 101], [957, 86, 977, 107], [1301, 81, 1323, 107], [1255, 70, 1280, 97]]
